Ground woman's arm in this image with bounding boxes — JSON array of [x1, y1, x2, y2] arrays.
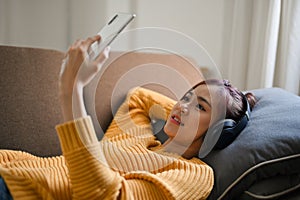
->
[[105, 87, 176, 139], [57, 36, 125, 199], [56, 117, 123, 199], [58, 35, 110, 121], [127, 87, 176, 124]]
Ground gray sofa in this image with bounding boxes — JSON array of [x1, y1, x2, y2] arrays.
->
[[1, 45, 300, 199]]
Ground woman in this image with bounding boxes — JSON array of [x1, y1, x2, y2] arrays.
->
[[0, 35, 256, 199]]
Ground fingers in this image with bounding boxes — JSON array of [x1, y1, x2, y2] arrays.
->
[[95, 46, 111, 64], [85, 35, 101, 47], [73, 39, 83, 47], [69, 35, 101, 52]]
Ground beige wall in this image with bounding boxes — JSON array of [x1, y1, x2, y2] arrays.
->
[[1, 0, 298, 93], [0, 0, 225, 69]]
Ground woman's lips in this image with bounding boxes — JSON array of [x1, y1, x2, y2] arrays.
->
[[170, 114, 184, 126]]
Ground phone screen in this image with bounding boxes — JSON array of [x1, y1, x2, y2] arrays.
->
[[89, 13, 136, 60]]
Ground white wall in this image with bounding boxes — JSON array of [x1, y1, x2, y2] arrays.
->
[[1, 1, 298, 93], [0, 0, 225, 69], [0, 0, 70, 50], [134, 0, 224, 68]]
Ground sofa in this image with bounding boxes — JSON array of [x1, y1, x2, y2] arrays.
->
[[1, 45, 300, 199]]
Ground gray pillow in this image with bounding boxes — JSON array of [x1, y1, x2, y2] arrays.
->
[[203, 88, 300, 199], [240, 174, 300, 199]]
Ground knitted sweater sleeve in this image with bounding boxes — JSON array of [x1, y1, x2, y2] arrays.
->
[[104, 87, 176, 139], [56, 117, 123, 199], [55, 87, 214, 199], [56, 117, 182, 200]]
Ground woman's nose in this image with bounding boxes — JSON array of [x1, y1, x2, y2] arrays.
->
[[180, 103, 189, 115]]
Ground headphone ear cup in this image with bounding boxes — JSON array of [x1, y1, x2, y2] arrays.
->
[[222, 119, 236, 129], [211, 119, 236, 132], [214, 119, 237, 149]]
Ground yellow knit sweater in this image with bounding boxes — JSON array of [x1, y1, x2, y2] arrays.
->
[[0, 87, 214, 199]]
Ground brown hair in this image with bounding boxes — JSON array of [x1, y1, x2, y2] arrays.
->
[[192, 79, 257, 122]]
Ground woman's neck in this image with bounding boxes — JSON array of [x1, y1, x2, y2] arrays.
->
[[162, 138, 203, 159]]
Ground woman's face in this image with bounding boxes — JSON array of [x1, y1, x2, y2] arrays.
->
[[164, 84, 212, 145]]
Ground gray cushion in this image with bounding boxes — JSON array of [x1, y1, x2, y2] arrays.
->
[[240, 175, 300, 200], [203, 88, 300, 199]]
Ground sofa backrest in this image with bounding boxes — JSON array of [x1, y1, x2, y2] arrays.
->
[[0, 45, 65, 156], [0, 46, 204, 156]]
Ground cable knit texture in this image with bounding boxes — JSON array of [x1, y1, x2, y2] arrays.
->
[[0, 87, 214, 199]]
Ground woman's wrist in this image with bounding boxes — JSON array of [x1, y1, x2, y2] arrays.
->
[[59, 83, 86, 121], [72, 84, 87, 119]]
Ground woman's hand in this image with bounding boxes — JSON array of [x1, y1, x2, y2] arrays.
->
[[59, 35, 110, 121]]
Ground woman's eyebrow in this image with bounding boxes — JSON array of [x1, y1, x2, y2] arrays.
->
[[197, 96, 211, 107]]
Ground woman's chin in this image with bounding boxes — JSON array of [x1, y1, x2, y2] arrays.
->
[[163, 124, 177, 138]]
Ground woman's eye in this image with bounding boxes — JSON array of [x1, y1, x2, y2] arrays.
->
[[182, 96, 190, 102], [196, 104, 206, 111], [181, 92, 192, 102]]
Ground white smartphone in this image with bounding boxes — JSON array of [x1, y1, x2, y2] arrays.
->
[[89, 12, 136, 60]]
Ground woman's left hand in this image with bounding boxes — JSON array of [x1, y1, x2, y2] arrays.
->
[[59, 35, 110, 121], [59, 35, 110, 94]]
